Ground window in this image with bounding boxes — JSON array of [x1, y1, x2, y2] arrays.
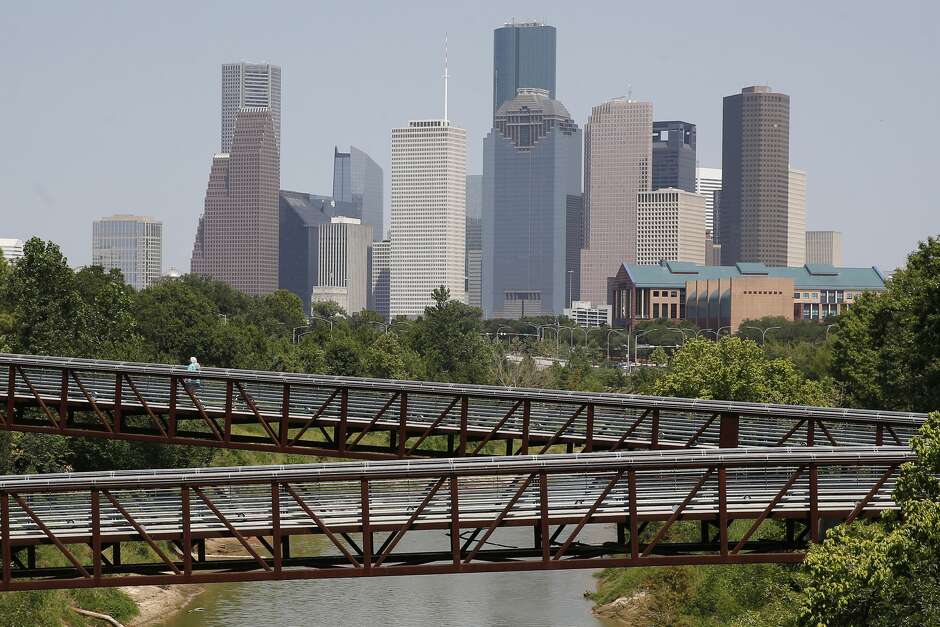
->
[[653, 303, 660, 318]]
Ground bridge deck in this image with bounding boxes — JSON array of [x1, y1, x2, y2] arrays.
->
[[0, 446, 910, 590], [0, 354, 927, 459]]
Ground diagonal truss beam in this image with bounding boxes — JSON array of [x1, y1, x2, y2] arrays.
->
[[405, 396, 459, 456], [373, 478, 447, 567], [537, 404, 586, 454], [10, 493, 90, 577], [234, 382, 280, 445], [641, 468, 715, 557], [287, 389, 339, 447], [553, 471, 625, 560], [845, 465, 898, 524], [350, 391, 400, 447], [282, 483, 361, 567], [101, 490, 180, 574], [70, 371, 113, 433], [14, 366, 59, 429], [731, 467, 804, 554], [122, 374, 168, 437], [469, 400, 522, 456], [610, 409, 651, 451], [464, 474, 535, 564], [193, 488, 272, 572]]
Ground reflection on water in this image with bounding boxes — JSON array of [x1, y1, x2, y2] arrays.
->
[[163, 527, 611, 627]]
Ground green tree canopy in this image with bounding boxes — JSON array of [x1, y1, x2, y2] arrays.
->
[[655, 336, 833, 406]]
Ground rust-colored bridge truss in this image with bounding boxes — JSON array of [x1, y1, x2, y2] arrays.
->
[[0, 354, 926, 459]]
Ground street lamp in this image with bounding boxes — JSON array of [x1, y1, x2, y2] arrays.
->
[[606, 328, 630, 362], [740, 325, 781, 345], [717, 325, 732, 337], [632, 329, 655, 366], [825, 324, 838, 340], [496, 325, 514, 343], [698, 328, 718, 340], [368, 321, 389, 334]]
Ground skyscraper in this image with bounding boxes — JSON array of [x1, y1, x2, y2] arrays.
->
[[390, 119, 467, 317], [333, 146, 385, 240], [369, 239, 391, 320], [652, 121, 696, 192], [221, 63, 281, 154], [465, 174, 483, 310], [580, 97, 653, 305], [636, 189, 706, 265], [312, 217, 373, 314], [493, 21, 556, 116], [192, 109, 279, 296], [483, 88, 581, 318], [695, 167, 722, 233], [0, 239, 24, 264], [806, 231, 843, 266], [92, 215, 163, 290], [787, 169, 807, 267], [720, 86, 791, 266]]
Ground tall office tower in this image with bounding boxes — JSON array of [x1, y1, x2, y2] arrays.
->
[[787, 169, 807, 267], [221, 63, 281, 154], [390, 120, 467, 317], [720, 85, 791, 266], [636, 189, 706, 265], [493, 21, 556, 116], [92, 215, 163, 290], [579, 97, 653, 305], [369, 239, 391, 320], [0, 239, 24, 263], [333, 146, 385, 240], [805, 230, 843, 265], [192, 109, 279, 296], [565, 194, 583, 307], [695, 167, 722, 233], [704, 230, 722, 266], [483, 89, 581, 318], [465, 175, 483, 310], [310, 217, 372, 314], [652, 121, 696, 192]]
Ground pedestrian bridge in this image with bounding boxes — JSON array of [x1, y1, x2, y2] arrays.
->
[[0, 354, 926, 591]]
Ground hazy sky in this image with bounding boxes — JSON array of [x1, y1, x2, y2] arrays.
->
[[2, 1, 937, 273]]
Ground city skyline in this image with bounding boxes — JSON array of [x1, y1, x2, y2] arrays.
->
[[1, 2, 936, 276]]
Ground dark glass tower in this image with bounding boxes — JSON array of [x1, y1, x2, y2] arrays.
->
[[720, 86, 790, 265], [483, 89, 581, 318], [332, 146, 384, 241], [493, 22, 556, 117], [652, 121, 696, 192]]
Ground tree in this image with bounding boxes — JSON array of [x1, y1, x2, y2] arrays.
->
[[832, 237, 940, 412], [325, 337, 364, 376], [133, 278, 220, 363], [799, 412, 940, 625], [365, 332, 412, 380], [5, 238, 85, 356], [248, 290, 306, 339], [655, 336, 833, 406], [650, 345, 669, 366]]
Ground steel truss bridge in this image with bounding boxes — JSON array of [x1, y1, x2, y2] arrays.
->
[[0, 354, 927, 591]]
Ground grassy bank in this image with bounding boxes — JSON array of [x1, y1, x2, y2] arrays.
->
[[0, 588, 138, 627]]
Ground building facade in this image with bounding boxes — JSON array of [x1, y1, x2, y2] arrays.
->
[[563, 300, 612, 328], [609, 260, 885, 329], [720, 86, 791, 266], [806, 230, 843, 265], [483, 89, 581, 318], [390, 120, 467, 317], [636, 188, 706, 266], [652, 121, 696, 192], [333, 146, 384, 241], [0, 239, 24, 264], [91, 216, 162, 290], [312, 217, 372, 314], [465, 175, 483, 310], [565, 194, 583, 307], [493, 21, 556, 116], [704, 230, 722, 266], [369, 239, 391, 320], [192, 108, 279, 296], [787, 168, 807, 267], [694, 167, 721, 233], [221, 63, 281, 154], [580, 98, 653, 305]]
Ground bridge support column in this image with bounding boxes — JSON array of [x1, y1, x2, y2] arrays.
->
[[719, 413, 739, 448]]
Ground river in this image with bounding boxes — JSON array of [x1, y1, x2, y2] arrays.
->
[[161, 527, 613, 627]]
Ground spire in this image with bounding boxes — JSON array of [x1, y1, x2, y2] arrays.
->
[[443, 34, 449, 122]]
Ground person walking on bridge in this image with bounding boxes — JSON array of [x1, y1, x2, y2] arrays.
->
[[185, 356, 202, 394]]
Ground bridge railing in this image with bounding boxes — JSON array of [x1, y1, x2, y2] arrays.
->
[[0, 446, 911, 591], [0, 354, 926, 460]]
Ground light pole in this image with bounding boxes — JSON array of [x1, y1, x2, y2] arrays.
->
[[825, 324, 838, 340], [698, 328, 718, 340], [632, 329, 654, 366], [292, 325, 307, 344], [717, 325, 732, 337], [310, 315, 335, 333], [368, 321, 389, 334], [740, 325, 781, 345], [606, 329, 629, 362], [496, 325, 514, 344]]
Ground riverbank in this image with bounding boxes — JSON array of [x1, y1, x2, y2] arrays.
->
[[121, 585, 205, 626]]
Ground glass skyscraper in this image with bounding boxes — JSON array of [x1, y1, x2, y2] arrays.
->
[[92, 215, 162, 290], [492, 21, 556, 117], [483, 89, 581, 318], [652, 121, 697, 192], [333, 146, 384, 241]]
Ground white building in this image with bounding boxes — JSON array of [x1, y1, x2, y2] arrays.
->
[[636, 188, 706, 266], [313, 216, 372, 315], [806, 230, 843, 265], [787, 168, 807, 267], [369, 239, 391, 320], [221, 63, 281, 154], [694, 167, 721, 233], [92, 215, 162, 290], [563, 301, 612, 328], [390, 119, 467, 317], [0, 239, 24, 263]]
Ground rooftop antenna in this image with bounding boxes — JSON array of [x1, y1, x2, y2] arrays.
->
[[443, 34, 449, 122], [627, 84, 633, 101]]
